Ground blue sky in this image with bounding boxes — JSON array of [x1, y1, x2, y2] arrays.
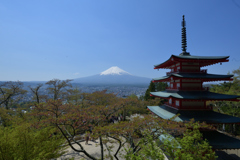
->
[[1, 0, 240, 81]]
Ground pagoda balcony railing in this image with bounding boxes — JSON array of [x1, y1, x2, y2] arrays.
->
[[166, 69, 207, 76], [165, 103, 213, 110], [166, 87, 177, 90], [165, 103, 180, 109], [178, 87, 209, 91], [166, 87, 209, 91], [179, 105, 213, 110]]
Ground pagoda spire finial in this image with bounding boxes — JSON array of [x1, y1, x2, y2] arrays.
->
[[180, 15, 190, 56]]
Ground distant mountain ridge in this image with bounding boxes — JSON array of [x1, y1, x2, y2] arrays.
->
[[73, 66, 151, 86]]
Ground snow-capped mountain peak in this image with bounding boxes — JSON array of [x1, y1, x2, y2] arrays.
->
[[100, 66, 131, 75]]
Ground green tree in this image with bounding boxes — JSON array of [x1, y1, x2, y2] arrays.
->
[[0, 120, 66, 160], [29, 83, 47, 104], [144, 81, 168, 101], [126, 123, 216, 160], [32, 91, 124, 160], [125, 132, 165, 160], [0, 107, 14, 127], [209, 67, 240, 118], [46, 79, 72, 100], [7, 85, 215, 160], [92, 114, 188, 160], [209, 79, 240, 134], [155, 82, 168, 91], [164, 123, 216, 160], [232, 67, 240, 83], [144, 81, 155, 100], [66, 87, 85, 105], [0, 81, 26, 109]]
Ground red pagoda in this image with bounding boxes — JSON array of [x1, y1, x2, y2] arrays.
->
[[148, 16, 240, 152]]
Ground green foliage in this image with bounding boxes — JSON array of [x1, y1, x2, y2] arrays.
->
[[125, 130, 165, 160], [175, 128, 216, 159], [0, 107, 14, 127], [120, 96, 150, 117], [209, 80, 240, 134], [144, 81, 167, 101], [210, 81, 240, 117], [128, 94, 138, 99], [162, 123, 216, 160], [208, 67, 240, 136], [66, 87, 84, 105], [93, 115, 185, 160], [144, 81, 155, 101], [232, 67, 240, 83], [155, 82, 168, 91], [29, 83, 46, 104], [125, 123, 216, 160], [0, 78, 219, 160], [46, 79, 72, 100], [0, 122, 66, 160], [0, 81, 27, 109]]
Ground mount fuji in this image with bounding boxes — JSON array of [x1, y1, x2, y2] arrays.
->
[[73, 66, 151, 86], [100, 66, 131, 76]]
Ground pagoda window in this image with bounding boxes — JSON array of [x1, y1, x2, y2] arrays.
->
[[177, 83, 180, 88], [176, 100, 179, 106], [169, 98, 172, 105], [170, 83, 173, 88], [177, 66, 180, 71]]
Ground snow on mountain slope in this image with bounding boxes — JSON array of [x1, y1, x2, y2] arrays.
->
[[100, 66, 131, 75], [73, 66, 151, 85]]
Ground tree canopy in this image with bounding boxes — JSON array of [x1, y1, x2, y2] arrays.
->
[[0, 79, 216, 160]]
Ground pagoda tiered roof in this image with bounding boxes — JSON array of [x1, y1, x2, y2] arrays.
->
[[150, 91, 240, 101], [154, 55, 229, 69], [202, 130, 240, 149], [152, 73, 233, 82], [148, 105, 240, 124]]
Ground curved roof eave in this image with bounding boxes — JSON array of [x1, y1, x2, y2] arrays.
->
[[152, 73, 234, 82], [154, 55, 229, 69], [150, 91, 240, 100], [154, 55, 174, 69], [147, 105, 240, 124]]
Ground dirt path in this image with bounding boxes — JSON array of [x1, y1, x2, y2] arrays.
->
[[57, 137, 168, 160], [57, 138, 127, 160]]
